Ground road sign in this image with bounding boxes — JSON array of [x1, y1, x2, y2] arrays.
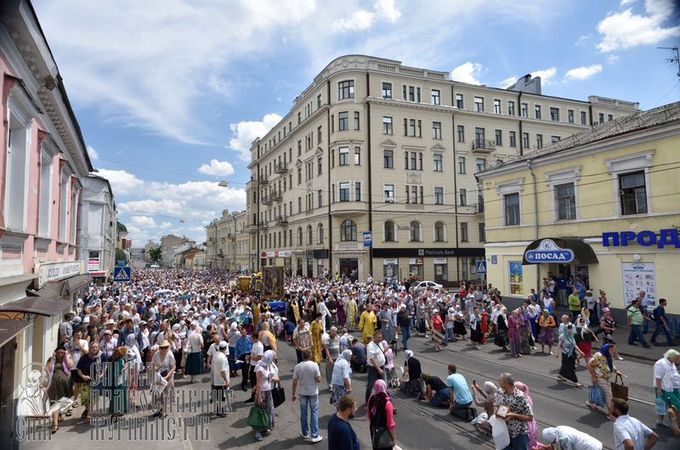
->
[[363, 231, 372, 248], [491, 255, 498, 265], [114, 266, 132, 282], [476, 260, 487, 274]]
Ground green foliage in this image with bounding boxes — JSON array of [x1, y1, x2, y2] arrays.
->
[[149, 247, 162, 262]]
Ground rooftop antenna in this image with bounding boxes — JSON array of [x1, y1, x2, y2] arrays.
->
[[658, 46, 680, 80]]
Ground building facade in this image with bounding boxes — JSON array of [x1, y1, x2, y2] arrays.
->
[[159, 234, 194, 267], [477, 102, 680, 322], [206, 209, 249, 271], [79, 175, 116, 280], [247, 55, 638, 282]]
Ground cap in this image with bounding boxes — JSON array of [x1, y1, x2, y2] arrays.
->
[[218, 341, 228, 349]]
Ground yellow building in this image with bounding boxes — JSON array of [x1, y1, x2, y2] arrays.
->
[[477, 102, 680, 316]]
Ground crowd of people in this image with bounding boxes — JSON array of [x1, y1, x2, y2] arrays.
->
[[40, 268, 678, 450]]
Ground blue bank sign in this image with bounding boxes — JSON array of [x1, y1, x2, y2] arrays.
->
[[525, 239, 574, 263]]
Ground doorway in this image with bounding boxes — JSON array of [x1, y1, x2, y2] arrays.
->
[[0, 339, 17, 449], [339, 258, 358, 281]]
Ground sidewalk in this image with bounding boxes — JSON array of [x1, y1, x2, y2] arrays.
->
[[593, 325, 676, 362]]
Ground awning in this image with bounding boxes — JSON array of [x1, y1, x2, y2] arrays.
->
[[0, 319, 31, 348], [61, 274, 91, 296], [0, 296, 71, 317], [522, 238, 598, 265]]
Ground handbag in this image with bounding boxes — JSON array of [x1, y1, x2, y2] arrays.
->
[[588, 384, 605, 407], [371, 426, 394, 448], [611, 373, 629, 401], [271, 382, 286, 408], [247, 405, 270, 429]]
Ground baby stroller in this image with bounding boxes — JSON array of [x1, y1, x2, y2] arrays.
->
[[386, 366, 403, 389]]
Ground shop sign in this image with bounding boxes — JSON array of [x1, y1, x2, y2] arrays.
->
[[87, 258, 100, 272], [363, 231, 372, 248], [603, 229, 680, 248], [433, 257, 447, 264], [525, 239, 574, 263], [37, 261, 83, 287], [383, 258, 398, 265], [260, 250, 292, 258]]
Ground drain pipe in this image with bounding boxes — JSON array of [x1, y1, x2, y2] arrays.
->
[[528, 158, 540, 290]]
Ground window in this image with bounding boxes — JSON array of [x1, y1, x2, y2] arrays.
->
[[433, 154, 443, 172], [6, 112, 29, 232], [382, 82, 392, 99], [405, 119, 422, 137], [339, 182, 350, 201], [550, 107, 560, 121], [522, 132, 529, 149], [460, 222, 469, 242], [410, 221, 421, 242], [338, 112, 349, 131], [459, 188, 467, 206], [476, 158, 487, 172], [355, 182, 361, 201], [404, 85, 420, 102], [317, 125, 323, 145], [339, 146, 349, 165], [297, 227, 303, 245], [298, 166, 302, 184], [455, 93, 464, 109], [555, 182, 576, 220], [318, 223, 324, 244], [474, 127, 485, 147], [434, 222, 445, 242], [534, 104, 542, 119], [495, 129, 503, 146], [405, 185, 423, 204], [352, 146, 360, 165], [338, 80, 354, 100], [581, 111, 587, 125], [384, 221, 396, 242], [479, 223, 486, 242], [521, 102, 528, 117], [508, 101, 516, 116], [568, 109, 574, 124], [354, 111, 360, 130], [298, 196, 302, 212], [331, 184, 335, 203], [608, 114, 613, 122], [317, 94, 322, 109], [598, 112, 605, 124], [298, 112, 302, 124], [432, 121, 442, 139], [307, 225, 313, 245], [405, 151, 423, 170], [619, 171, 647, 215], [384, 184, 395, 202], [383, 116, 393, 135], [434, 187, 444, 205], [536, 134, 543, 149], [39, 152, 52, 236], [384, 149, 394, 168], [474, 96, 484, 112], [340, 220, 356, 241], [494, 99, 501, 114], [509, 131, 516, 148], [317, 157, 322, 176], [457, 125, 465, 143], [458, 156, 466, 174], [331, 115, 334, 133], [431, 89, 441, 105], [504, 193, 520, 226], [551, 135, 561, 144]]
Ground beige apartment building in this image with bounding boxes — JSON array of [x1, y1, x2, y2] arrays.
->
[[246, 55, 638, 283], [206, 209, 250, 271]]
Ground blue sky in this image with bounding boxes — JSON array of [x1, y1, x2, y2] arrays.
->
[[33, 0, 679, 246]]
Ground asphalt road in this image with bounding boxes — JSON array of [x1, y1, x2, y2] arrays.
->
[[18, 333, 678, 450]]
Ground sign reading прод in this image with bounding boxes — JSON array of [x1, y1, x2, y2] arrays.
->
[[603, 229, 680, 248]]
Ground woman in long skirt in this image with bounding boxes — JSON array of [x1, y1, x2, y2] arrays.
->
[[494, 308, 509, 352], [469, 307, 483, 349], [453, 306, 467, 340], [538, 310, 556, 355], [519, 313, 532, 355], [507, 310, 522, 358], [555, 323, 584, 386]]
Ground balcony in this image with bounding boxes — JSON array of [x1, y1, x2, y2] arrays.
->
[[274, 163, 288, 174], [261, 196, 272, 206], [275, 216, 288, 226], [259, 221, 268, 230], [271, 191, 282, 202], [258, 175, 269, 185], [472, 140, 495, 154]]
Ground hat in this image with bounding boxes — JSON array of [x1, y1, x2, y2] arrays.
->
[[158, 340, 171, 348], [140, 321, 147, 325], [218, 341, 228, 350], [103, 329, 112, 335], [106, 319, 115, 325]]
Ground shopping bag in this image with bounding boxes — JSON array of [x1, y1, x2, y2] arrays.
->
[[611, 374, 629, 401], [655, 395, 669, 416], [489, 415, 510, 450], [271, 383, 286, 408], [247, 405, 270, 429], [588, 384, 605, 407]]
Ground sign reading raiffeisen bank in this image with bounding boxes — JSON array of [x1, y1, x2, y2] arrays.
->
[[525, 239, 574, 263], [37, 261, 83, 287]]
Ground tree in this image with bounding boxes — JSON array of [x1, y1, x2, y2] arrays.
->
[[115, 248, 128, 264], [149, 247, 162, 262]]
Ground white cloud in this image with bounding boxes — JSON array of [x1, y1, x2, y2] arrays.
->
[[607, 54, 621, 63], [500, 75, 518, 88], [450, 62, 484, 85], [332, 0, 401, 32], [597, 0, 680, 52], [96, 169, 144, 196], [87, 145, 99, 161], [198, 159, 235, 176], [228, 113, 282, 161], [130, 215, 157, 228], [160, 222, 173, 230], [620, 0, 638, 5], [564, 64, 603, 81], [530, 67, 557, 85]]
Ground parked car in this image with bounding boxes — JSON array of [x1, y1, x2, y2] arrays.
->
[[410, 280, 443, 294]]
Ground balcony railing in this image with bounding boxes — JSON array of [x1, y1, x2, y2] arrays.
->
[[271, 192, 282, 202], [261, 196, 272, 206], [274, 163, 288, 174], [258, 175, 269, 184], [472, 140, 495, 153], [275, 216, 288, 226]]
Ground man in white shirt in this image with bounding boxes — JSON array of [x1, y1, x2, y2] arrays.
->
[[542, 426, 603, 450], [610, 398, 658, 450], [365, 330, 386, 403], [293, 319, 311, 363], [653, 349, 680, 426], [211, 341, 230, 417], [292, 349, 322, 443], [245, 333, 264, 403]]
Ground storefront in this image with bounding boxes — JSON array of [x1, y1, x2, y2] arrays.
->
[[372, 247, 485, 284], [433, 257, 448, 284]]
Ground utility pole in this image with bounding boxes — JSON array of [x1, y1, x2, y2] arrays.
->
[[658, 46, 680, 80]]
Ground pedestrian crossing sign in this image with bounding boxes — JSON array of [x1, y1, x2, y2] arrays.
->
[[476, 260, 487, 274], [114, 266, 132, 282]]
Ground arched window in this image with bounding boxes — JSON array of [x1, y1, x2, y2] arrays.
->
[[340, 220, 357, 242], [317, 223, 324, 244], [307, 224, 313, 245], [384, 220, 395, 242], [297, 227, 303, 246], [434, 221, 446, 242], [410, 220, 421, 242]]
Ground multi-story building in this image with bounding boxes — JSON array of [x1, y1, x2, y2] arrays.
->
[[477, 102, 680, 321], [205, 209, 249, 271], [159, 234, 194, 267], [79, 174, 116, 280], [247, 55, 638, 282]]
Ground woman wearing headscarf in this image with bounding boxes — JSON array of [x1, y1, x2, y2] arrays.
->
[[515, 382, 541, 449], [519, 308, 533, 354], [453, 304, 467, 341], [508, 309, 522, 358], [184, 323, 204, 383], [381, 341, 396, 386], [527, 305, 540, 340], [471, 380, 498, 433], [538, 309, 556, 355], [575, 316, 597, 364], [125, 334, 143, 402], [469, 306, 483, 350], [653, 348, 680, 427], [399, 350, 423, 398], [555, 322, 584, 386], [253, 350, 279, 442], [368, 379, 396, 450], [106, 346, 129, 418], [331, 349, 353, 410], [586, 342, 620, 419], [541, 426, 603, 450], [494, 307, 509, 352], [47, 349, 74, 430]]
